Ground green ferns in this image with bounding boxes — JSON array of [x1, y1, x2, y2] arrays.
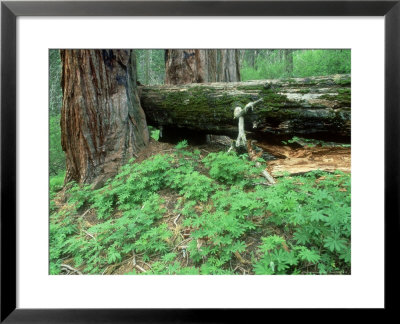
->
[[50, 141, 351, 275], [203, 152, 260, 185], [253, 171, 351, 274]]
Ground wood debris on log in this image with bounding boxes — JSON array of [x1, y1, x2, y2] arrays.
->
[[255, 142, 351, 176]]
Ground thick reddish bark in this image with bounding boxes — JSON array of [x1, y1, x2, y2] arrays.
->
[[60, 49, 149, 188], [165, 49, 203, 85], [165, 49, 240, 85]]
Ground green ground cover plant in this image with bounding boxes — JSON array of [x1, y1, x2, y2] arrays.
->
[[49, 141, 351, 275]]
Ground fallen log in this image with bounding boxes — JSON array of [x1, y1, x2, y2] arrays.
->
[[139, 74, 350, 137]]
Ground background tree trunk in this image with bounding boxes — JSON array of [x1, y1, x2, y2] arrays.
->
[[217, 49, 241, 82], [60, 49, 149, 188], [250, 50, 256, 69], [205, 49, 218, 82], [165, 49, 240, 85], [144, 49, 150, 84], [165, 49, 203, 84], [284, 49, 294, 76], [140, 74, 351, 137]]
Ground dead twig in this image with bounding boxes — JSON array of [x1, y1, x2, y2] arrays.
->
[[233, 265, 247, 275], [132, 252, 136, 266], [248, 140, 275, 185], [61, 264, 83, 275], [174, 238, 192, 250], [173, 214, 181, 227], [134, 264, 147, 273], [81, 208, 92, 218], [83, 230, 96, 241], [261, 168, 276, 185], [132, 252, 147, 273], [257, 182, 272, 186], [140, 260, 152, 270], [234, 251, 251, 265]]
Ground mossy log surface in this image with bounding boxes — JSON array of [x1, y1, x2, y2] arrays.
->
[[139, 74, 351, 137]]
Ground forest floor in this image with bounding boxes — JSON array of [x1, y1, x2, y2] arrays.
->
[[52, 137, 351, 275]]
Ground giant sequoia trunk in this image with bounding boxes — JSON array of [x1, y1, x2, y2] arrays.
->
[[60, 50, 149, 188], [216, 49, 241, 82], [165, 49, 240, 85], [140, 74, 350, 137]]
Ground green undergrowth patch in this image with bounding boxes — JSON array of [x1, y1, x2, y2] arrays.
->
[[50, 141, 351, 275]]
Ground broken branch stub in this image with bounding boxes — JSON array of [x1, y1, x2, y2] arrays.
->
[[234, 100, 276, 186], [247, 141, 276, 185], [234, 99, 263, 147]]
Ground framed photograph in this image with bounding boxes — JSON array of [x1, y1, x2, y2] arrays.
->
[[1, 0, 398, 321]]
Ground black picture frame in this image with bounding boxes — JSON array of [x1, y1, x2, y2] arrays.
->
[[1, 0, 398, 322]]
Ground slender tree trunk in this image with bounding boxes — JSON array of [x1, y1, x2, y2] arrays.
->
[[250, 50, 255, 69], [144, 49, 150, 84], [279, 49, 285, 62], [239, 50, 245, 68], [60, 49, 149, 188], [248, 49, 259, 69], [284, 49, 294, 76], [149, 50, 153, 83]]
